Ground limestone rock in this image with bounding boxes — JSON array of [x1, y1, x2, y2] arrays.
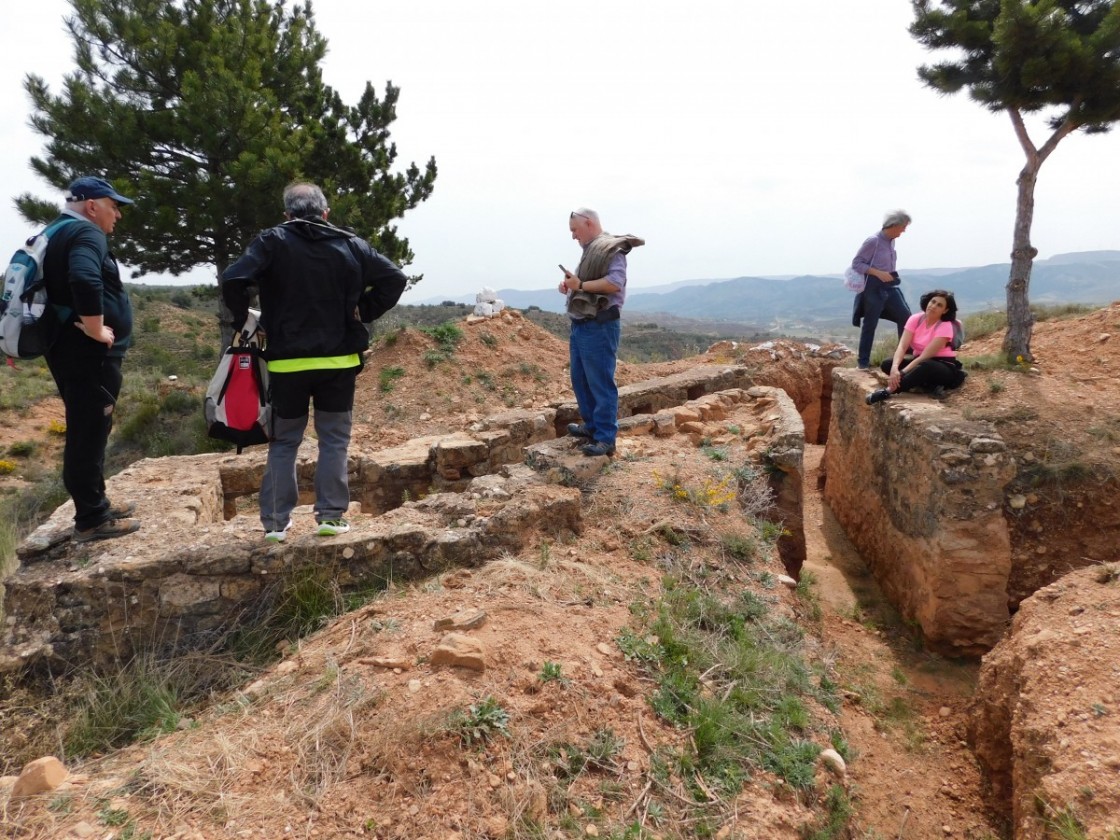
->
[[433, 608, 487, 632], [360, 656, 412, 670], [11, 756, 68, 798], [819, 748, 847, 777], [652, 413, 676, 437], [430, 633, 487, 671], [443, 569, 474, 589]]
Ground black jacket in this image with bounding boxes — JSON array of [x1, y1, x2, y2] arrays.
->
[[222, 218, 407, 361], [42, 213, 134, 357]]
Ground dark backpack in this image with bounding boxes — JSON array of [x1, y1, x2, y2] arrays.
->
[[0, 218, 77, 360], [950, 319, 965, 351]]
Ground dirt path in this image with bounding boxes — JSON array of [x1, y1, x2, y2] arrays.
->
[[801, 444, 1003, 839]]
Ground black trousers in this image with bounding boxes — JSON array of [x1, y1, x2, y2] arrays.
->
[[45, 330, 124, 531], [879, 356, 966, 393]]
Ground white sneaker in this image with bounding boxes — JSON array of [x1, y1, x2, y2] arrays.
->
[[265, 520, 293, 542], [317, 519, 351, 537]]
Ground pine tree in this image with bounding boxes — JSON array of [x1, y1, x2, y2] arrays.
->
[[16, 0, 436, 339], [910, 0, 1120, 362]]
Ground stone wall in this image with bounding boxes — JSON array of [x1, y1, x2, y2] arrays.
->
[[2, 458, 580, 672], [553, 365, 753, 433], [3, 369, 807, 672], [215, 410, 558, 520], [552, 340, 844, 449], [823, 369, 1017, 655]]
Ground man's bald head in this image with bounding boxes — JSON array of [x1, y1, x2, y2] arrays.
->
[[569, 207, 602, 247]]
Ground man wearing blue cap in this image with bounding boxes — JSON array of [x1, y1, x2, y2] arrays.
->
[[41, 176, 141, 543]]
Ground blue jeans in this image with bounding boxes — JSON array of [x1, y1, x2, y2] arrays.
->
[[569, 318, 620, 445], [857, 277, 911, 367], [260, 367, 357, 529]]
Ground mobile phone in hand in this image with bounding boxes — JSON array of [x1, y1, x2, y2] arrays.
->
[[558, 264, 571, 276]]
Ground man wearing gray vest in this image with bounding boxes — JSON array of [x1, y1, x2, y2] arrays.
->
[[557, 208, 643, 457]]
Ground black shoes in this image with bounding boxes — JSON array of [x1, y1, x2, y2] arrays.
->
[[581, 440, 616, 457], [107, 500, 137, 519], [73, 518, 141, 544], [567, 423, 593, 439], [866, 389, 892, 406]]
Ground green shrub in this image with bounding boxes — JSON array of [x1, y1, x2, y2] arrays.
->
[[619, 579, 838, 796], [540, 661, 564, 683], [800, 785, 854, 839], [65, 660, 182, 756], [962, 310, 1007, 342], [7, 440, 36, 458], [448, 696, 511, 747], [420, 322, 463, 354], [0, 362, 58, 411], [962, 303, 1093, 345], [0, 471, 69, 572], [228, 567, 387, 664], [379, 366, 405, 392]]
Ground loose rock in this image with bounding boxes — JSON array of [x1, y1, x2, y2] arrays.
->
[[11, 756, 68, 798], [430, 633, 487, 671], [819, 748, 846, 777], [433, 608, 488, 632]]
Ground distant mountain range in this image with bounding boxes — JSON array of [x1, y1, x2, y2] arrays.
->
[[419, 250, 1120, 336]]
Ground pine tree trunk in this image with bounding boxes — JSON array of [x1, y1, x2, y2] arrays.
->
[[1002, 161, 1039, 363], [215, 260, 235, 352]]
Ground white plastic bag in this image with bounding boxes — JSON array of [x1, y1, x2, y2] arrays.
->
[[843, 267, 866, 293]]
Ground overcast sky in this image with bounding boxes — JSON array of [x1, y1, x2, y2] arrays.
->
[[3, 0, 1118, 304]]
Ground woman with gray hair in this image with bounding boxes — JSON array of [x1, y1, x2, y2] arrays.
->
[[851, 210, 913, 369]]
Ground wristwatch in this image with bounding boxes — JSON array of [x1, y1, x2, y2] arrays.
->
[[578, 278, 584, 290]]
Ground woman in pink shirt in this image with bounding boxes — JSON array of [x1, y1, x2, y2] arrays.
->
[[866, 289, 966, 405]]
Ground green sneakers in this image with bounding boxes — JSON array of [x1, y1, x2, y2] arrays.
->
[[265, 520, 293, 543], [317, 520, 351, 537], [264, 519, 351, 540]]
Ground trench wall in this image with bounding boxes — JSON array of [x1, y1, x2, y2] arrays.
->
[[823, 369, 1017, 655]]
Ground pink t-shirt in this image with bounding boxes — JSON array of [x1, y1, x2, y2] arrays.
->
[[905, 313, 955, 358]]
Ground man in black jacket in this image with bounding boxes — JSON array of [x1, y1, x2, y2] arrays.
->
[[43, 176, 140, 543], [223, 182, 407, 542]]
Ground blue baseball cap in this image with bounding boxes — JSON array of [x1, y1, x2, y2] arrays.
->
[[66, 176, 135, 205]]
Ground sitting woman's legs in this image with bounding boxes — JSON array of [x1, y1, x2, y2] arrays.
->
[[895, 358, 966, 393]]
